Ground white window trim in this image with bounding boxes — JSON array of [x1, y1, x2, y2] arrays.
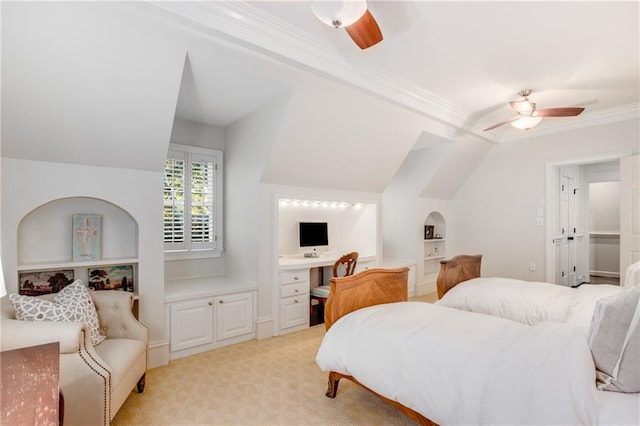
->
[[164, 143, 224, 261]]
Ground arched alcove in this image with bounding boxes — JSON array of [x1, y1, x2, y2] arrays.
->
[[17, 196, 139, 291]]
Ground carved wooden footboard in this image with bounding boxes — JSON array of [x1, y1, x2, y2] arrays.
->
[[436, 254, 482, 299], [322, 267, 437, 426]]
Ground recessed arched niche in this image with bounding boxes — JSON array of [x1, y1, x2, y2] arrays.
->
[[423, 211, 446, 279], [17, 196, 139, 288]]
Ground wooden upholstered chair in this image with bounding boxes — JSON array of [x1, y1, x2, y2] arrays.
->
[[310, 252, 359, 326]]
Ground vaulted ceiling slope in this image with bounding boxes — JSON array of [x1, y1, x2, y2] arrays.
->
[[3, 2, 638, 196]]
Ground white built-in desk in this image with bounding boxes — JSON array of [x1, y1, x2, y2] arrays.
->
[[164, 276, 257, 360]]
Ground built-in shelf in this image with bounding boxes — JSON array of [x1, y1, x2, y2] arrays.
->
[[18, 258, 139, 272], [423, 255, 445, 261], [424, 239, 446, 242]]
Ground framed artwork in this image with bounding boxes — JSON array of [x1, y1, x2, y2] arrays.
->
[[88, 264, 134, 292], [18, 269, 75, 296], [424, 225, 435, 240], [72, 214, 102, 262]]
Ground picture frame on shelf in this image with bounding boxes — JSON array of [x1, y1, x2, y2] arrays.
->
[[72, 214, 101, 262], [424, 225, 435, 240], [18, 269, 75, 296], [87, 264, 134, 292]]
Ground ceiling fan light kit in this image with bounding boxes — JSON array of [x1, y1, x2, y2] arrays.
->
[[311, 0, 367, 28], [484, 89, 585, 132], [311, 0, 383, 49]]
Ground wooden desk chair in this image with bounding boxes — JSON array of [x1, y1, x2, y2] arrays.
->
[[311, 252, 359, 326]]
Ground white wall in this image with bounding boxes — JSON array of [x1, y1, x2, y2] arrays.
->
[[450, 118, 639, 280], [1, 158, 168, 367], [278, 202, 377, 258]]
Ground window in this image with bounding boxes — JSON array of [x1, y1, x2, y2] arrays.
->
[[164, 144, 223, 258]]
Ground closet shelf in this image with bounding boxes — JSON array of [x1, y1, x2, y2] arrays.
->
[[18, 258, 139, 272]]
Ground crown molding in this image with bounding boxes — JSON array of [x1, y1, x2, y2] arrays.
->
[[148, 1, 488, 138], [148, 2, 635, 146]]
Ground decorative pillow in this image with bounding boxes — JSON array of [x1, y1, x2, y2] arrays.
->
[[9, 280, 106, 346], [588, 288, 640, 393], [9, 294, 74, 322], [54, 280, 106, 346]]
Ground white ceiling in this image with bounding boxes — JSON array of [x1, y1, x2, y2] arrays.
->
[[161, 1, 640, 143]]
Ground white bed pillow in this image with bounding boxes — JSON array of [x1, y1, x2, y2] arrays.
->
[[588, 288, 640, 393], [436, 277, 573, 325]]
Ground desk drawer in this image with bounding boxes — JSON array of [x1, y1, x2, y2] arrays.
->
[[279, 269, 309, 285], [280, 281, 308, 298]]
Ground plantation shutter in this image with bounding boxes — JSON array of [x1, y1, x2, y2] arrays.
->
[[190, 153, 216, 250], [164, 150, 186, 250]]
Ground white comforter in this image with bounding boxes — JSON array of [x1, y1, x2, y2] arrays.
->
[[436, 277, 622, 326], [316, 302, 598, 425]]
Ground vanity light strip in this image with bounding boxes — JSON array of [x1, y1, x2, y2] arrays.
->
[[279, 199, 364, 209]]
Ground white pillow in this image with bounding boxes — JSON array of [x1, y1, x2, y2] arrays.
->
[[588, 288, 640, 393], [10, 280, 106, 346]]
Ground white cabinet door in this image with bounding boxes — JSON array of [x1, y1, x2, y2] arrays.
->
[[279, 295, 308, 330], [215, 292, 254, 341], [170, 298, 214, 352]]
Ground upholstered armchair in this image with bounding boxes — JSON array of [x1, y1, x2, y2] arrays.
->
[[1, 290, 148, 425]]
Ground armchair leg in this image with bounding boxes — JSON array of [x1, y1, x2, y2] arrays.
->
[[136, 373, 146, 393]]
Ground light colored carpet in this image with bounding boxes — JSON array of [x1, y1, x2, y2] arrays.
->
[[112, 294, 438, 425]]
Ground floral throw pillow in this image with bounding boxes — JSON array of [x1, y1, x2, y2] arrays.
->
[[54, 280, 106, 346]]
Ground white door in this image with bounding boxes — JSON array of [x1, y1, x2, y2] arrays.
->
[[557, 173, 578, 286], [620, 155, 640, 278]]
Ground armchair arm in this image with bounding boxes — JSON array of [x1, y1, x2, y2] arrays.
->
[[91, 291, 148, 343], [1, 317, 87, 353]]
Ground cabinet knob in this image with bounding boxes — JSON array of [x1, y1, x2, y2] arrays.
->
[[208, 301, 213, 306], [294, 276, 299, 280], [294, 299, 299, 303], [294, 289, 299, 293], [219, 299, 224, 304]]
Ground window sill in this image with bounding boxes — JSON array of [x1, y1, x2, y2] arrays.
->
[[164, 249, 223, 261]]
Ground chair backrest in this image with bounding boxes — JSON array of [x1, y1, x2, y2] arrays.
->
[[333, 252, 359, 277]]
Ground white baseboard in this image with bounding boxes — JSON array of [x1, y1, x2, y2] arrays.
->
[[590, 270, 620, 278], [255, 317, 273, 339], [148, 340, 170, 368]]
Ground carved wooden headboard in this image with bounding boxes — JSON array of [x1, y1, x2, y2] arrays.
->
[[324, 268, 409, 330], [436, 254, 482, 299]]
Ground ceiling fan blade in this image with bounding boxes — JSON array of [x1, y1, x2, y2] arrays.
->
[[483, 116, 520, 131], [535, 107, 585, 117], [345, 9, 383, 49]]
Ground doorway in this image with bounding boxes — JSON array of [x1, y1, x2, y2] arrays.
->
[[545, 151, 632, 286]]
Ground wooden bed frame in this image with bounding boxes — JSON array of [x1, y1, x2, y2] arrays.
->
[[322, 255, 483, 425], [436, 254, 482, 299]]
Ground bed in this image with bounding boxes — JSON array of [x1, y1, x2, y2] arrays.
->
[[435, 254, 625, 327], [315, 266, 640, 425]]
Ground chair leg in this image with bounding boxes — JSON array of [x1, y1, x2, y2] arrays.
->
[[136, 373, 146, 393]]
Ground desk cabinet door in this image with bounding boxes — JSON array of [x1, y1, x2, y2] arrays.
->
[[215, 292, 254, 341], [170, 298, 214, 352], [280, 295, 309, 330]]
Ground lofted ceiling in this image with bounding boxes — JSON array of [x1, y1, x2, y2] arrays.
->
[[158, 0, 639, 143]]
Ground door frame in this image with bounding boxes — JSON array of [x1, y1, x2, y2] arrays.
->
[[545, 150, 632, 283]]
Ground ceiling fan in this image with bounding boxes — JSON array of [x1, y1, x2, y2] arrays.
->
[[311, 0, 383, 50], [483, 89, 585, 131]]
